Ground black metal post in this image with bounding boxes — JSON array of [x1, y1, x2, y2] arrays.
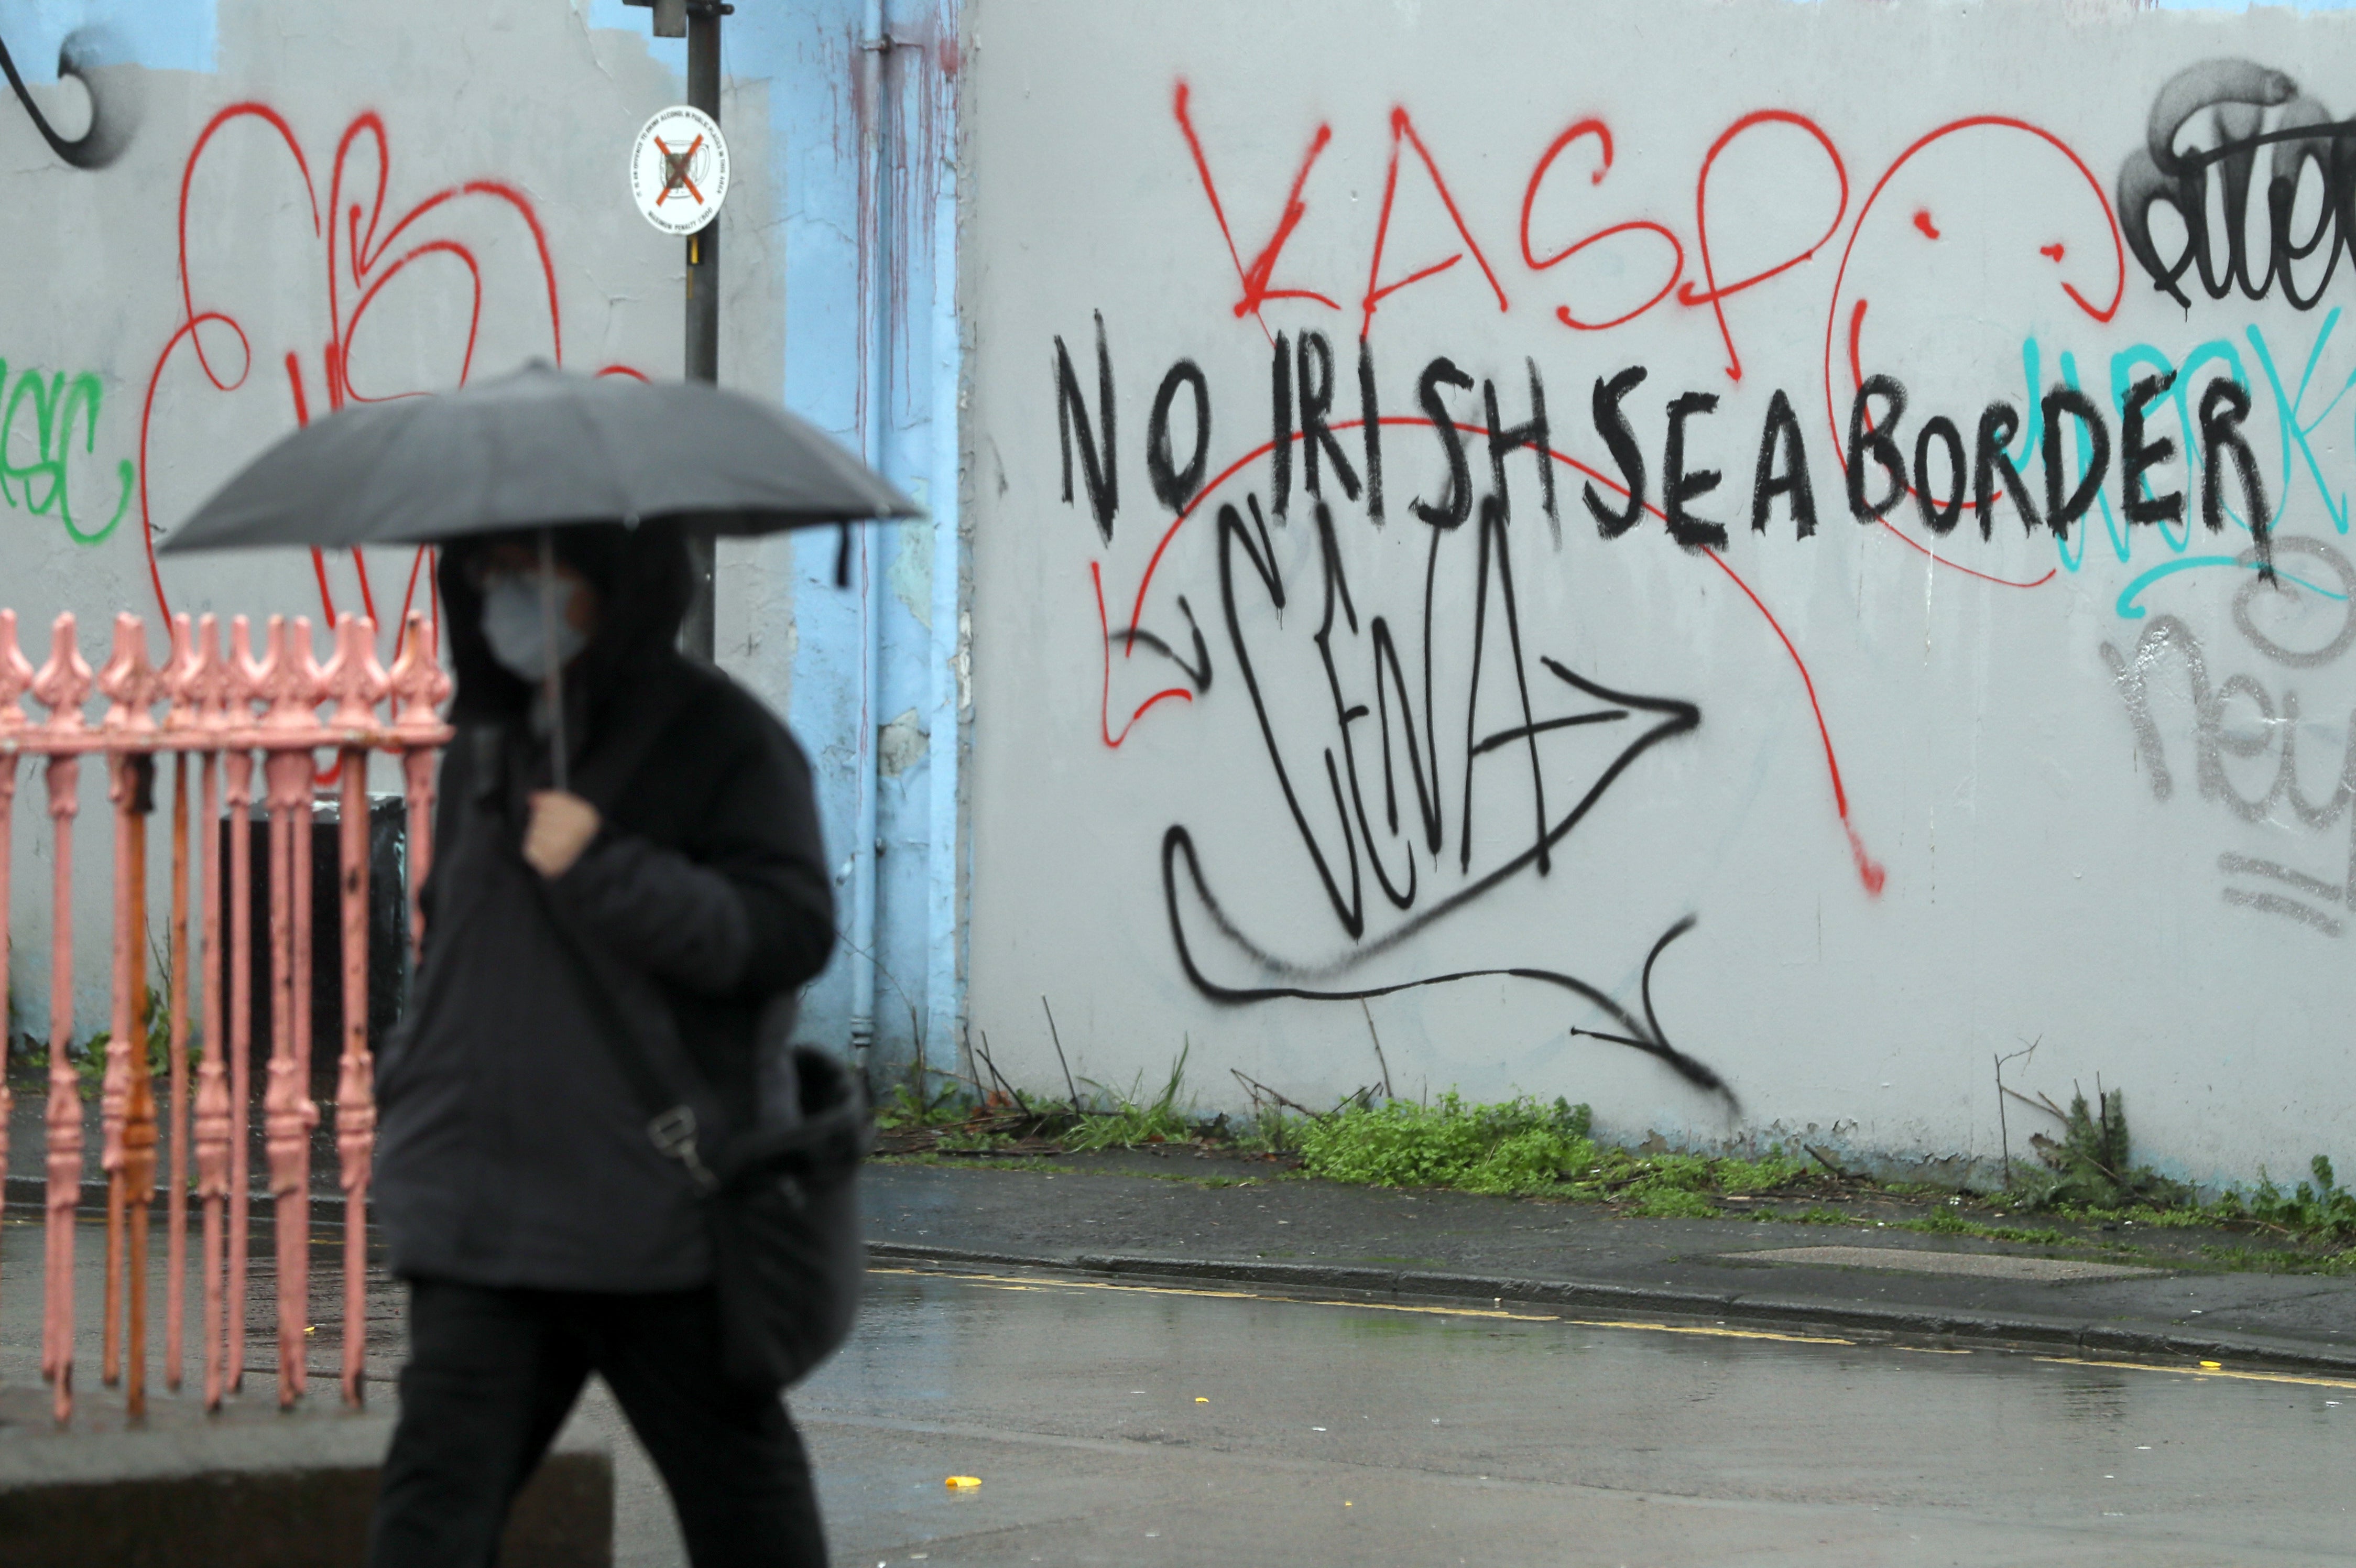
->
[[680, 2, 724, 660]]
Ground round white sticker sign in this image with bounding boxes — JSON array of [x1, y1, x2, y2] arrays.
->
[[630, 106, 729, 235]]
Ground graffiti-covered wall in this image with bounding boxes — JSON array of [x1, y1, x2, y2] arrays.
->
[[961, 0, 2356, 1181], [0, 0, 776, 1029]]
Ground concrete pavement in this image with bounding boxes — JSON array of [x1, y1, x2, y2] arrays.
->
[[863, 1154, 2356, 1373], [14, 1087, 2354, 1371]]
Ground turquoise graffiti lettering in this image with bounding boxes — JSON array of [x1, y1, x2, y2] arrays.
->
[[0, 361, 136, 545], [2246, 311, 2355, 542], [2115, 553, 2350, 619], [2029, 331, 2270, 593], [2029, 310, 2356, 608]]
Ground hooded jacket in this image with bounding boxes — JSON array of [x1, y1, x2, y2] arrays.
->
[[372, 526, 835, 1291]]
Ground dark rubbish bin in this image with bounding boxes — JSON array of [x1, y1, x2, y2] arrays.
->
[[214, 793, 409, 1105]]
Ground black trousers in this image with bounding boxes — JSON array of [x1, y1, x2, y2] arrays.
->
[[368, 1279, 827, 1568]]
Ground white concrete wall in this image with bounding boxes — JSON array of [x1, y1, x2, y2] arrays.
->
[[961, 0, 2356, 1182], [0, 0, 780, 1040]]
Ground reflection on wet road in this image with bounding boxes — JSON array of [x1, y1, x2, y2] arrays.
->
[[787, 1268, 2355, 1568]]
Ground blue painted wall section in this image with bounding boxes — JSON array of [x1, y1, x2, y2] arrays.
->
[[0, 0, 215, 78], [703, 0, 964, 1079]]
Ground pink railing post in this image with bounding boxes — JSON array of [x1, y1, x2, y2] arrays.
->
[[3, 596, 449, 1422], [254, 616, 322, 1407], [389, 613, 451, 963], [160, 614, 202, 1394], [223, 617, 262, 1394], [166, 755, 190, 1386], [186, 615, 232, 1409], [333, 753, 370, 1404], [0, 611, 32, 1331], [323, 614, 387, 1405], [289, 793, 313, 1396], [34, 615, 92, 1423], [100, 616, 163, 1411], [112, 754, 157, 1418], [100, 744, 129, 1392]]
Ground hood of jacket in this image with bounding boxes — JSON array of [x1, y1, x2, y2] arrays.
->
[[439, 522, 695, 733]]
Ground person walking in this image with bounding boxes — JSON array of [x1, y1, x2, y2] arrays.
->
[[366, 521, 838, 1567]]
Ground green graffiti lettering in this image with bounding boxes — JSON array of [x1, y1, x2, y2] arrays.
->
[[3, 370, 64, 514], [56, 374, 133, 545], [0, 359, 137, 545]]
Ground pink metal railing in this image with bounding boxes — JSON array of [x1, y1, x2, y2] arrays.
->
[[0, 607, 449, 1423]]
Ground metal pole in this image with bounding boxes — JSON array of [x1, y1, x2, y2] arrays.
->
[[680, 2, 723, 661], [849, 0, 891, 1062]]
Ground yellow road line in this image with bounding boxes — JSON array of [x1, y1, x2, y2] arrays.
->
[[876, 1266, 1558, 1321], [1558, 1319, 1855, 1345], [880, 1267, 2356, 1384], [874, 1267, 1845, 1339], [2032, 1355, 2356, 1391]]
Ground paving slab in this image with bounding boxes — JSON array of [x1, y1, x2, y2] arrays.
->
[[1735, 1245, 2161, 1281]]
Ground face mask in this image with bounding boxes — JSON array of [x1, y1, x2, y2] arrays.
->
[[478, 571, 591, 682]]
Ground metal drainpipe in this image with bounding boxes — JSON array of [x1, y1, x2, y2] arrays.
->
[[849, 0, 891, 1062]]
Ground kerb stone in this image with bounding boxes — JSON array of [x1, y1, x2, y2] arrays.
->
[[0, 1385, 609, 1567]]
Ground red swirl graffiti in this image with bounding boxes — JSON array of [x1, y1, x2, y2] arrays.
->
[[141, 103, 642, 645]]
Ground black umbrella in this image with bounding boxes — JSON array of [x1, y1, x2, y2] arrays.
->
[[163, 361, 915, 549], [162, 362, 917, 787]]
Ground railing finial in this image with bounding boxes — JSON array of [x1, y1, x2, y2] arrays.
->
[[321, 614, 390, 731], [0, 608, 34, 733], [31, 614, 94, 735], [161, 614, 200, 730], [184, 615, 234, 734], [388, 610, 453, 737], [249, 615, 326, 734], [99, 614, 162, 735]]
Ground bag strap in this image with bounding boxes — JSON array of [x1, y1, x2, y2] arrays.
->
[[537, 657, 866, 1194], [526, 654, 735, 1192], [588, 974, 723, 1191], [538, 886, 728, 1192]]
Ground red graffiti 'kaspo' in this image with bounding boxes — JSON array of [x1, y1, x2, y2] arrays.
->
[[1173, 80, 1850, 377]]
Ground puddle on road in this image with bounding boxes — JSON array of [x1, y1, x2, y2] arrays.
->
[[859, 1264, 2347, 1384], [797, 1265, 2356, 1567]]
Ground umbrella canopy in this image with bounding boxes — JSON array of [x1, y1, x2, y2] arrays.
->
[[160, 361, 917, 552]]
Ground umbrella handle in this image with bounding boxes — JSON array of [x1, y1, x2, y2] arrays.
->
[[538, 527, 569, 793]]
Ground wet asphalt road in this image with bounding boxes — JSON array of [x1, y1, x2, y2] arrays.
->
[[739, 1268, 2355, 1568], [8, 1213, 2352, 1564]]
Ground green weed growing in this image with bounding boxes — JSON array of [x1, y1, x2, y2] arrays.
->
[[1296, 1094, 1594, 1194], [1062, 1043, 1196, 1152], [872, 1060, 969, 1134], [876, 1039, 1208, 1155], [872, 1041, 2356, 1273], [1897, 1211, 2075, 1247], [2224, 1156, 2356, 1245], [1998, 1085, 2351, 1257], [2010, 1086, 2191, 1210], [73, 979, 174, 1092], [1295, 1093, 1808, 1205]]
